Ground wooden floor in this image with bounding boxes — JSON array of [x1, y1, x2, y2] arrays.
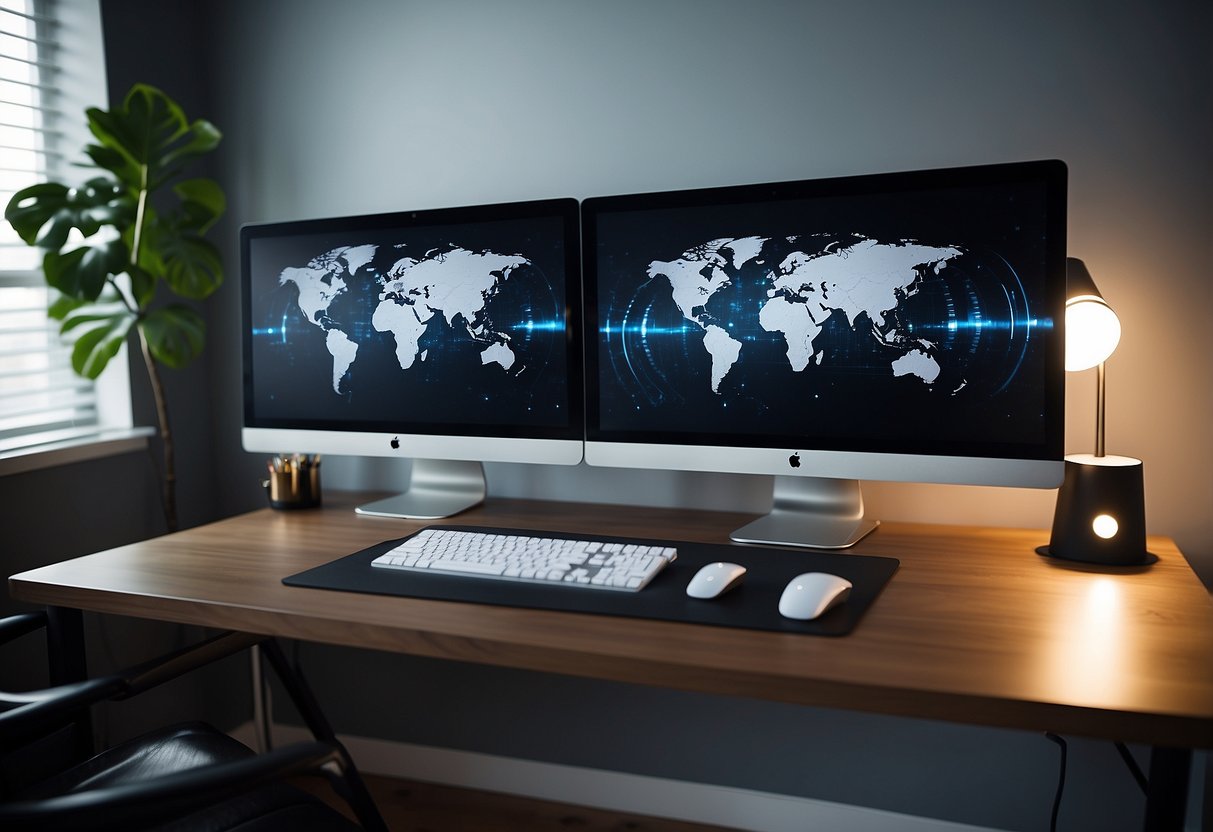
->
[[294, 771, 744, 832]]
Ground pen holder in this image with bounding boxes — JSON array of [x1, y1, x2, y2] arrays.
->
[[264, 460, 321, 510]]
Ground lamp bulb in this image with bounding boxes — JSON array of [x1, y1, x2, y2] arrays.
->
[[1065, 298, 1121, 371], [1092, 514, 1119, 540]]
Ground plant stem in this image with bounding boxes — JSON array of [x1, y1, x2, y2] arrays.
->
[[132, 166, 149, 261], [130, 162, 176, 532], [106, 274, 137, 313], [139, 326, 176, 533]]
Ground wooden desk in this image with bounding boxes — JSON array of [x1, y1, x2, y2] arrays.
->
[[10, 493, 1213, 829]]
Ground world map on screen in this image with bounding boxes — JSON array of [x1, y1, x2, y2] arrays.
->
[[645, 235, 963, 394], [278, 243, 534, 394]]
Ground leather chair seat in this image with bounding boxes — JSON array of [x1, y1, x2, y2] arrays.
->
[[19, 722, 361, 832]]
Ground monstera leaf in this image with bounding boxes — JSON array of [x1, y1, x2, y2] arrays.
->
[[6, 178, 133, 303], [41, 238, 130, 301], [172, 177, 226, 234], [86, 83, 221, 191], [5, 178, 131, 251], [141, 304, 206, 369], [58, 300, 137, 379]]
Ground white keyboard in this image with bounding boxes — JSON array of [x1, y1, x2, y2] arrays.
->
[[370, 527, 677, 592]]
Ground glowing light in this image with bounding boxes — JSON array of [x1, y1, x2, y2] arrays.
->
[[1089, 578, 1118, 607], [917, 318, 1048, 333], [599, 324, 692, 335], [1041, 576, 1126, 702], [512, 320, 564, 331], [1065, 297, 1120, 371], [1092, 514, 1119, 539]]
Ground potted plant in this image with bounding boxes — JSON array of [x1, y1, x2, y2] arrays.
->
[[5, 84, 225, 533]]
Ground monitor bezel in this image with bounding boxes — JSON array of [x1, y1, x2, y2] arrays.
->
[[240, 197, 584, 462], [580, 160, 1067, 483]]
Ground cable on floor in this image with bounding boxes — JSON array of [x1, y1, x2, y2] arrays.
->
[[1045, 732, 1068, 832]]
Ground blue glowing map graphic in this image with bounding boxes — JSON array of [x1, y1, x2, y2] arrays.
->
[[251, 233, 568, 429], [654, 235, 967, 392], [276, 243, 542, 394]]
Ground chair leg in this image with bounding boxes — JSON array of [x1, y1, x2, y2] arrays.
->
[[260, 640, 388, 832], [44, 606, 93, 762]]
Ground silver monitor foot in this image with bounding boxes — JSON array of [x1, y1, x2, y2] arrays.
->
[[355, 459, 486, 520], [731, 476, 879, 549]]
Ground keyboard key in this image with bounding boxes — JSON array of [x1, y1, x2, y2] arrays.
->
[[429, 559, 507, 575]]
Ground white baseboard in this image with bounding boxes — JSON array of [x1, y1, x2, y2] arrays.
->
[[231, 721, 999, 832]]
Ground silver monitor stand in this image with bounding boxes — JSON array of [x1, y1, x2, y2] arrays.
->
[[354, 458, 486, 520], [730, 476, 879, 550]]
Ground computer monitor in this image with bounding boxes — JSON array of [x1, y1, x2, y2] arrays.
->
[[582, 160, 1067, 548], [241, 198, 583, 519]]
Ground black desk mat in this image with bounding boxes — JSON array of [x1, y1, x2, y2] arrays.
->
[[284, 525, 900, 636]]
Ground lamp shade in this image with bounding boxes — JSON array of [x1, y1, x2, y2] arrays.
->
[[1065, 258, 1121, 371]]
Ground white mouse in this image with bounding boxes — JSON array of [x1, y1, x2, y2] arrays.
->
[[778, 572, 853, 620], [686, 562, 747, 599]]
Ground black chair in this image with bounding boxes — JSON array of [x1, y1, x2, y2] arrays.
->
[[0, 611, 388, 831]]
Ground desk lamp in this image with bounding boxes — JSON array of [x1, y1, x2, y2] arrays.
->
[[1037, 258, 1155, 566]]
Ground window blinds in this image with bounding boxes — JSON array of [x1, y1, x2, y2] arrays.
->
[[0, 0, 101, 452]]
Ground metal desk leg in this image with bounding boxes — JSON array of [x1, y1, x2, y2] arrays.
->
[[1143, 746, 1190, 831], [44, 606, 93, 760], [260, 640, 388, 832], [250, 644, 273, 753]]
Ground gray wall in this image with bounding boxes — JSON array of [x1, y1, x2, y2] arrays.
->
[[71, 1, 1213, 830]]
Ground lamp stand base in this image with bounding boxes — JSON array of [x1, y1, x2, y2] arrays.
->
[[1036, 454, 1156, 567]]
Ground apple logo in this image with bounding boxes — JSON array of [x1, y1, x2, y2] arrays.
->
[[788, 452, 801, 469], [390, 436, 400, 450]]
